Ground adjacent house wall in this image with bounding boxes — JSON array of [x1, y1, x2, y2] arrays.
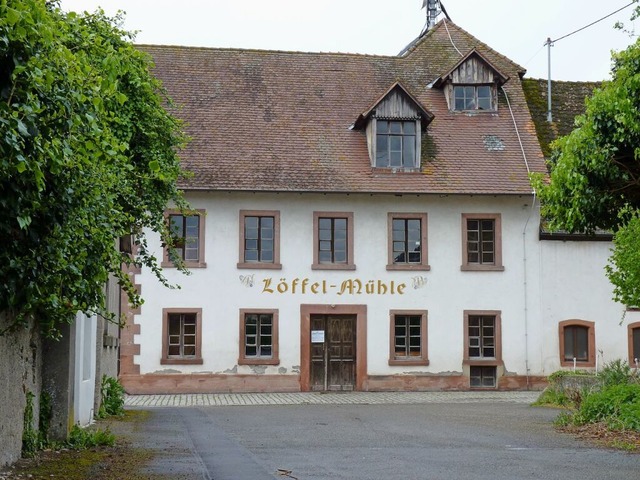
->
[[0, 314, 42, 467]]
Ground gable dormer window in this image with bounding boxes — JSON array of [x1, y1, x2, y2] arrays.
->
[[433, 49, 509, 113], [375, 120, 417, 168], [353, 82, 434, 171], [453, 85, 493, 111]]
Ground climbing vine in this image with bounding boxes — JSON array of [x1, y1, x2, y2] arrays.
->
[[0, 1, 189, 337]]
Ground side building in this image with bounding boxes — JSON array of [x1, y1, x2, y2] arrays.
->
[[119, 20, 640, 394]]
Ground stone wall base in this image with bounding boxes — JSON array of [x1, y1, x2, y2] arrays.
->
[[121, 373, 548, 394]]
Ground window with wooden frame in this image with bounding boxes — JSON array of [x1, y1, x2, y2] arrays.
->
[[389, 310, 428, 366], [161, 308, 203, 365], [387, 213, 429, 271], [558, 320, 595, 367], [628, 322, 640, 367], [375, 120, 419, 168], [453, 85, 494, 111], [237, 210, 281, 270], [238, 309, 279, 365], [464, 311, 502, 388], [162, 209, 206, 268], [461, 213, 503, 271], [312, 212, 355, 270]]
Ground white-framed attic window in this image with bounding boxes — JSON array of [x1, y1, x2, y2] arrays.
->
[[433, 49, 508, 113], [374, 118, 421, 168], [354, 82, 433, 171]]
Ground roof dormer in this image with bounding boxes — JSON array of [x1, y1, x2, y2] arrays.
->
[[433, 48, 509, 112], [354, 82, 434, 170]]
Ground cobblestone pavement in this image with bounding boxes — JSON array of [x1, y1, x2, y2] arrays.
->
[[125, 390, 541, 407]]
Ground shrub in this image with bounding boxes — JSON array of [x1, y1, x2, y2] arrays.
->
[[600, 359, 635, 387], [578, 383, 640, 430], [97, 375, 125, 418]]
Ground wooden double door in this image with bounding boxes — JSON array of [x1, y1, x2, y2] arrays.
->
[[310, 314, 356, 391]]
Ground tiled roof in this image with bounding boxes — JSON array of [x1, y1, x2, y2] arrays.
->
[[141, 20, 546, 195], [522, 78, 603, 158]]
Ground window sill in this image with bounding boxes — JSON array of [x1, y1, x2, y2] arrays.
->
[[238, 357, 280, 366], [388, 358, 429, 366], [311, 263, 356, 271], [386, 264, 430, 272], [460, 264, 504, 272], [237, 262, 282, 270], [161, 358, 203, 365], [463, 359, 503, 366], [161, 261, 207, 269]]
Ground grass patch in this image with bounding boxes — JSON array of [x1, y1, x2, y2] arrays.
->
[[3, 410, 178, 479]]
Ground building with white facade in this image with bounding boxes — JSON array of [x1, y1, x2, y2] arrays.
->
[[119, 20, 640, 394]]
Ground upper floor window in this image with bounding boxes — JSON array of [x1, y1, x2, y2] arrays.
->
[[238, 210, 281, 270], [461, 213, 503, 271], [453, 85, 493, 111], [162, 210, 206, 268], [376, 120, 418, 168], [312, 212, 355, 270], [387, 213, 429, 271]]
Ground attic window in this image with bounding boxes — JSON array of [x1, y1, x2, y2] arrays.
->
[[375, 120, 418, 168], [454, 85, 493, 111]]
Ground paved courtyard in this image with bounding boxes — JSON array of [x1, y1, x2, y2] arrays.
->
[[120, 395, 640, 480], [125, 390, 541, 407]]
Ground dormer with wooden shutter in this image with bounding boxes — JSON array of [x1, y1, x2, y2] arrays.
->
[[353, 82, 434, 171], [433, 48, 509, 112]]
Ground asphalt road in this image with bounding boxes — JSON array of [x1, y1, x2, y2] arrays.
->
[[131, 403, 639, 479]]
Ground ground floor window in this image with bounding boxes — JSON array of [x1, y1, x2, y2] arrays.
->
[[239, 309, 279, 365], [463, 311, 502, 388], [558, 319, 595, 367], [161, 308, 203, 365], [388, 310, 428, 366], [628, 322, 640, 367]]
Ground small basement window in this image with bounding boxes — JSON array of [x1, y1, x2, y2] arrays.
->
[[470, 366, 496, 388]]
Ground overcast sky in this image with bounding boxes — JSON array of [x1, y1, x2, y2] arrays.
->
[[59, 0, 639, 81]]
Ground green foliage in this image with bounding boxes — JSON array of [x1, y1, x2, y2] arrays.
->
[[22, 390, 53, 456], [0, 1, 188, 337], [22, 391, 39, 457], [533, 387, 571, 407], [606, 212, 640, 308], [547, 369, 592, 382], [67, 425, 115, 449], [532, 35, 640, 306], [578, 384, 640, 430], [551, 361, 640, 431], [97, 375, 125, 418], [600, 359, 636, 387], [38, 391, 52, 445]]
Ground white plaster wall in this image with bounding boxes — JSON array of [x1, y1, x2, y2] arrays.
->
[[539, 240, 634, 373], [135, 192, 549, 378]]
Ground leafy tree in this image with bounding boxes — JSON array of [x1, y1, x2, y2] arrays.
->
[[532, 34, 640, 307], [0, 0, 188, 336]]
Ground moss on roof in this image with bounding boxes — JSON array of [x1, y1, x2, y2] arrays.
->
[[522, 78, 603, 158]]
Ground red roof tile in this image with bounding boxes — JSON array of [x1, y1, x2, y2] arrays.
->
[[140, 20, 546, 195]]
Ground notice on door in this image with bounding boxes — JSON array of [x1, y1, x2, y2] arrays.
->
[[311, 330, 325, 343]]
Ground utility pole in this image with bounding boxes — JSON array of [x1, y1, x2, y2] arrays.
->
[[545, 37, 553, 123]]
